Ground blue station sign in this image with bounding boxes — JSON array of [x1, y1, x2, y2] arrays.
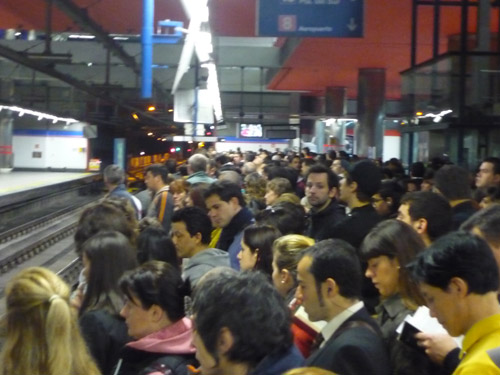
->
[[257, 0, 364, 38]]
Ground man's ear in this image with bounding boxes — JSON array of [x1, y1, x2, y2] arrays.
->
[[328, 187, 337, 199], [194, 231, 203, 244], [414, 218, 428, 235], [349, 180, 358, 194], [150, 304, 165, 323], [448, 277, 469, 298], [323, 278, 338, 298], [217, 327, 234, 355], [229, 196, 240, 207]]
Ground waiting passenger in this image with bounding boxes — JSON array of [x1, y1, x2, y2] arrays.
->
[[78, 231, 138, 375], [297, 239, 391, 375], [360, 220, 439, 375], [237, 224, 281, 277], [256, 201, 307, 235], [476, 156, 500, 191], [74, 200, 138, 257], [113, 261, 197, 375], [371, 180, 405, 219], [144, 163, 175, 234], [186, 153, 216, 186], [331, 160, 382, 248], [191, 270, 304, 375], [171, 206, 229, 288], [433, 165, 479, 229], [410, 232, 500, 375], [103, 164, 142, 219], [272, 234, 318, 358], [397, 191, 452, 246], [416, 205, 500, 374], [0, 267, 100, 375], [243, 172, 267, 215], [136, 226, 179, 269], [265, 177, 300, 207], [169, 178, 190, 212], [204, 180, 254, 270], [304, 163, 345, 241]]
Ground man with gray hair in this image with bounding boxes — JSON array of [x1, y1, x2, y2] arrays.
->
[[103, 164, 141, 218], [186, 153, 216, 186]]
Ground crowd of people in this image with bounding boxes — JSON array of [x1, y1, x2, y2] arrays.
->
[[2, 147, 500, 375]]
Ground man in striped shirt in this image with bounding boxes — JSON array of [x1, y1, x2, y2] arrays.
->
[[145, 163, 174, 234]]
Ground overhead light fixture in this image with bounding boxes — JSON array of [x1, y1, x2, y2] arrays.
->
[[147, 105, 156, 112], [0, 105, 78, 124], [132, 113, 139, 120], [417, 109, 453, 123]]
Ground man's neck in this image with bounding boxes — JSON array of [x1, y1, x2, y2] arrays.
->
[[189, 244, 209, 258], [347, 196, 370, 210], [449, 198, 471, 207], [153, 184, 168, 193], [325, 297, 360, 322], [219, 361, 250, 375], [313, 198, 332, 213], [463, 292, 500, 334]]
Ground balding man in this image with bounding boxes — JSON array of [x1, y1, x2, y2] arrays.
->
[[186, 153, 216, 186]]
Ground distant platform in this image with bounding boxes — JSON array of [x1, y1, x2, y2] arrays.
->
[[0, 171, 100, 207]]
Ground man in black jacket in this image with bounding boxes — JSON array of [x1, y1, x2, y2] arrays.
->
[[298, 239, 391, 375], [305, 164, 345, 241]]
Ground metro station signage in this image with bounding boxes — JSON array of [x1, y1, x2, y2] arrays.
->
[[257, 0, 364, 38]]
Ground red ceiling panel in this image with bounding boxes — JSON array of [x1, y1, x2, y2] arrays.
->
[[0, 0, 498, 100]]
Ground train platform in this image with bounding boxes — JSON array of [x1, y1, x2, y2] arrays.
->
[[0, 171, 101, 208]]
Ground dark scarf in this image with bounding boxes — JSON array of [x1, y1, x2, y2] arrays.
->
[[217, 207, 254, 251]]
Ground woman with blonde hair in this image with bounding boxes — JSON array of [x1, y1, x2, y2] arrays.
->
[[0, 267, 100, 375], [271, 234, 322, 358]]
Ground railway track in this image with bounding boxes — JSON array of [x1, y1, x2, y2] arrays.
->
[[0, 185, 103, 316]]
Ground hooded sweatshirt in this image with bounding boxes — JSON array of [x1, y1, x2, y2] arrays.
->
[[183, 248, 230, 287], [113, 317, 197, 375]]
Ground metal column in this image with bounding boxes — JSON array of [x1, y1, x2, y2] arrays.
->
[[0, 113, 13, 172], [325, 86, 347, 117], [356, 68, 386, 158]]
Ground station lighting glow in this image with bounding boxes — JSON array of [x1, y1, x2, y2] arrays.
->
[[147, 132, 154, 136], [0, 105, 79, 125], [140, 151, 145, 156], [132, 113, 139, 120], [416, 111, 423, 116], [168, 108, 174, 113], [170, 148, 176, 153], [147, 105, 156, 112], [417, 109, 453, 123]]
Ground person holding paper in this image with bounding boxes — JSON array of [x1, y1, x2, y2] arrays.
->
[[410, 231, 500, 375], [361, 219, 440, 375], [297, 239, 391, 375]]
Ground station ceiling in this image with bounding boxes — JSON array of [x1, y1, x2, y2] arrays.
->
[[0, 0, 496, 131]]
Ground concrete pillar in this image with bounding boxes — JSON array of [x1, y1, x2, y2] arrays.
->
[[471, 0, 490, 106], [0, 114, 13, 172], [314, 120, 325, 154], [325, 86, 347, 116], [356, 68, 386, 158]]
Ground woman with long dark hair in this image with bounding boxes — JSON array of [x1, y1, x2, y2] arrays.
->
[[78, 231, 138, 375], [237, 224, 281, 277]]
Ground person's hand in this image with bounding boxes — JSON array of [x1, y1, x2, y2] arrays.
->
[[70, 285, 84, 310], [415, 332, 458, 364]]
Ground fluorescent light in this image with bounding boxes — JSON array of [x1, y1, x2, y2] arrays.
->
[[0, 105, 79, 124], [68, 34, 95, 40]]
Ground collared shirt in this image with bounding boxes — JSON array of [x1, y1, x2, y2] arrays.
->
[[455, 313, 500, 374], [319, 301, 364, 348]]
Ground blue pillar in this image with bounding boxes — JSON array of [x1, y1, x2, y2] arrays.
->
[[141, 0, 154, 98]]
